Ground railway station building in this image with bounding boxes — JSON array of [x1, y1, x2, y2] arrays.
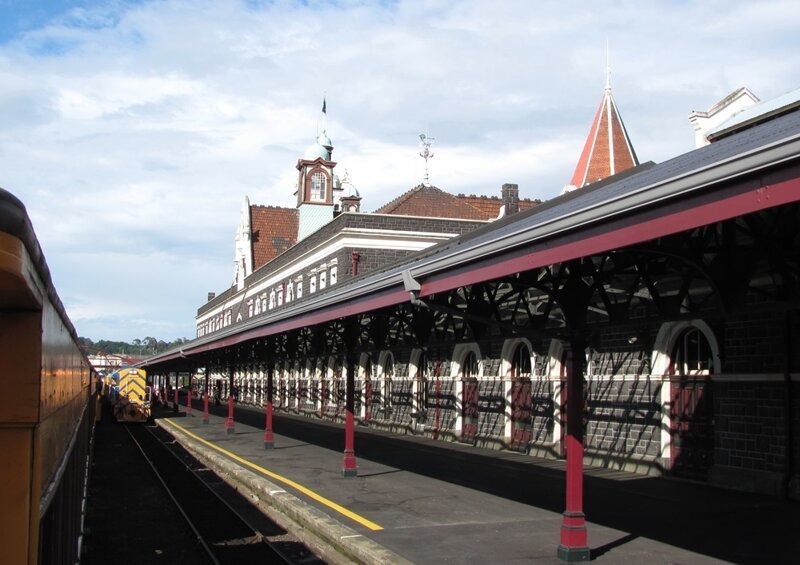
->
[[145, 82, 800, 560]]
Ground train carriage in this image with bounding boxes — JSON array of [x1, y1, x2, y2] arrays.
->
[[1, 186, 95, 565]]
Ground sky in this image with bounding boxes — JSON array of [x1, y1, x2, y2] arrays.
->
[[1, 0, 798, 343]]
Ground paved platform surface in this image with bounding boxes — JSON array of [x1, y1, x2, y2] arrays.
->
[[157, 400, 799, 564]]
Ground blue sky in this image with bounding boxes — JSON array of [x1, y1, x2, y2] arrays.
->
[[1, 0, 799, 342]]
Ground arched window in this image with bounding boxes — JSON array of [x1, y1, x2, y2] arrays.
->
[[511, 343, 532, 378], [383, 354, 394, 410], [415, 351, 428, 413], [462, 351, 479, 378], [310, 171, 327, 201], [287, 282, 294, 302], [671, 328, 713, 375], [268, 290, 276, 309], [363, 356, 375, 420]]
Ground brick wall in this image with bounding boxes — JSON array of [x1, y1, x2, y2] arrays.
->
[[586, 377, 661, 458]]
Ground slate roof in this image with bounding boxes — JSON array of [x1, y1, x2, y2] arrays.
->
[[250, 205, 298, 270], [151, 104, 800, 362]]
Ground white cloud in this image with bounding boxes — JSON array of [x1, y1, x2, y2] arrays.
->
[[1, 0, 798, 341]]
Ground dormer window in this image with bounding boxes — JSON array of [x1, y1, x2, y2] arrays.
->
[[310, 171, 327, 201]]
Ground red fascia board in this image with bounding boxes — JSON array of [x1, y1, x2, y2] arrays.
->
[[422, 174, 800, 297]]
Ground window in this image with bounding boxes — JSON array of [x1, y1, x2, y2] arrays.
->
[[462, 351, 479, 378], [296, 279, 303, 299], [287, 282, 294, 302], [383, 355, 394, 410], [310, 275, 317, 294], [319, 270, 327, 290], [268, 290, 276, 309], [310, 171, 327, 201], [330, 266, 338, 285], [261, 295, 267, 311], [277, 287, 284, 306], [224, 310, 231, 326], [512, 343, 532, 378], [671, 328, 713, 375]]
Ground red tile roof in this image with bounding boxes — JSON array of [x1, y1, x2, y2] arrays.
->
[[456, 194, 541, 218], [375, 185, 540, 220], [250, 206, 298, 270], [374, 185, 491, 220], [569, 86, 638, 188]]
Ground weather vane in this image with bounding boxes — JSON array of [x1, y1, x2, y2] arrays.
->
[[419, 133, 435, 186]]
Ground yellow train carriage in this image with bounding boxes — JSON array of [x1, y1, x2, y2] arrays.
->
[[108, 367, 151, 422]]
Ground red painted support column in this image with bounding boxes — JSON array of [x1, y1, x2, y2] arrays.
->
[[341, 353, 358, 477], [202, 392, 209, 425], [173, 385, 179, 414], [186, 371, 193, 416], [226, 394, 235, 434], [557, 345, 590, 562], [264, 365, 274, 449], [226, 365, 235, 434]]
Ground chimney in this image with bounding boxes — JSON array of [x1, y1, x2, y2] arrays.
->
[[207, 292, 216, 302], [502, 183, 519, 215]]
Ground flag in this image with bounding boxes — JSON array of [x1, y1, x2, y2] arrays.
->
[[322, 97, 326, 114]]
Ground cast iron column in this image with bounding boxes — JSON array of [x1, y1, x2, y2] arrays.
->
[[264, 363, 275, 449], [557, 341, 590, 562], [202, 367, 210, 425], [186, 369, 193, 416], [341, 352, 358, 477], [226, 364, 235, 434]]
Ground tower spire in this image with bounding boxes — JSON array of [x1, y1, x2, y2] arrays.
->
[[565, 52, 639, 191]]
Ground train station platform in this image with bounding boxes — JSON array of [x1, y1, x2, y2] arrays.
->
[[157, 401, 799, 564]]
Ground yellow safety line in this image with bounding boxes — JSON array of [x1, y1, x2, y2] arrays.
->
[[161, 418, 383, 531]]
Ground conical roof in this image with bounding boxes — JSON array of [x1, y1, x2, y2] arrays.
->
[[569, 82, 638, 189]]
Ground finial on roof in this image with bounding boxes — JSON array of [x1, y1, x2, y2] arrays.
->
[[418, 133, 435, 187], [605, 39, 611, 92]]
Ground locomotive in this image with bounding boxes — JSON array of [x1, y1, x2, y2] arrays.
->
[[106, 367, 152, 422]]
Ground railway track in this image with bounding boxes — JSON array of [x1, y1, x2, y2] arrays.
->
[[125, 423, 320, 565]]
